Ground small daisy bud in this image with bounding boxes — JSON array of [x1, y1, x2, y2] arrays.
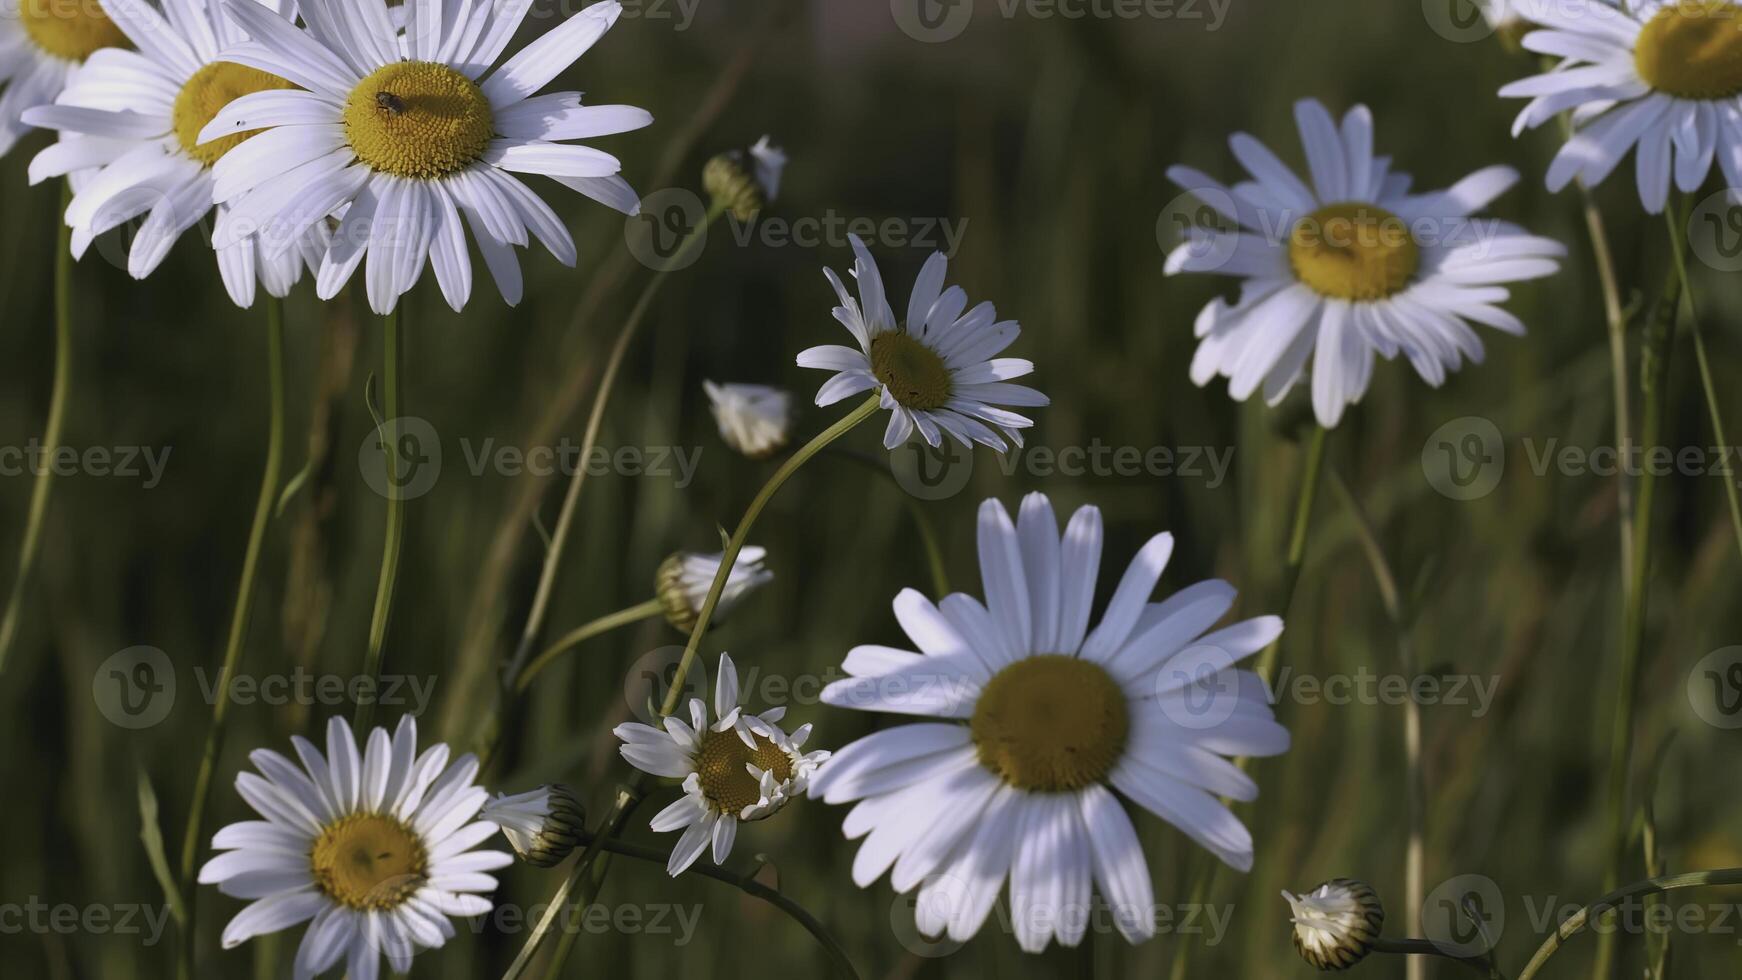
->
[[1283, 878, 1385, 971], [703, 135, 785, 220], [656, 547, 774, 633], [704, 381, 793, 460], [481, 784, 586, 868]]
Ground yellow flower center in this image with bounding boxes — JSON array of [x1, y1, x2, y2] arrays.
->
[[869, 331, 953, 411], [1635, 1, 1742, 100], [173, 62, 295, 168], [693, 729, 793, 815], [970, 655, 1129, 793], [309, 813, 428, 910], [1288, 203, 1420, 301], [21, 0, 128, 62], [343, 61, 494, 180]]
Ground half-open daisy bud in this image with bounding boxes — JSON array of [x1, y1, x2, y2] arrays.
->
[[482, 784, 587, 868], [1283, 878, 1385, 971], [656, 547, 773, 634], [704, 381, 793, 460], [703, 135, 785, 220]]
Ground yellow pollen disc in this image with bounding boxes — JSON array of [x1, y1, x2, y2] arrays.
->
[[309, 813, 428, 910], [869, 331, 953, 411], [971, 655, 1129, 793], [1635, 1, 1742, 100], [343, 61, 494, 180], [173, 62, 295, 167], [693, 729, 793, 815], [21, 0, 129, 62], [1288, 203, 1420, 301]]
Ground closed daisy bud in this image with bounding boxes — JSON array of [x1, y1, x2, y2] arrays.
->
[[482, 784, 587, 868], [704, 381, 793, 459], [703, 135, 785, 220], [1283, 879, 1385, 971], [656, 547, 773, 634]]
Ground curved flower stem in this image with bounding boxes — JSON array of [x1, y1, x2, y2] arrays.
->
[[175, 296, 287, 980], [1372, 938, 1502, 977], [1521, 869, 1742, 980], [822, 447, 950, 597], [499, 394, 884, 980], [356, 307, 403, 734], [0, 181, 75, 673], [514, 597, 666, 693], [1328, 467, 1424, 980], [1171, 424, 1327, 980], [500, 205, 724, 692]]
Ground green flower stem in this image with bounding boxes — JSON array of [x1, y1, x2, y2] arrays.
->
[[1170, 424, 1327, 980], [1371, 938, 1504, 978], [1522, 869, 1742, 980], [1593, 267, 1680, 980], [356, 306, 404, 734], [500, 205, 725, 693], [0, 181, 75, 673], [822, 447, 950, 597], [176, 296, 287, 980], [499, 393, 884, 980], [514, 597, 666, 693]]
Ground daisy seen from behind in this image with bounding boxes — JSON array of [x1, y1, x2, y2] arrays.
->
[[703, 380, 793, 460], [1165, 98, 1564, 427], [198, 0, 652, 314], [0, 0, 128, 158], [198, 715, 512, 979], [797, 234, 1048, 451], [22, 0, 325, 306], [1501, 0, 1742, 213], [809, 492, 1290, 951], [614, 653, 828, 876]]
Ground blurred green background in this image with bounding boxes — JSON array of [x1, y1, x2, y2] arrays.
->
[[3, 0, 1742, 976]]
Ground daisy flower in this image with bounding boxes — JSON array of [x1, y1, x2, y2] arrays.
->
[[1283, 878, 1385, 971], [198, 0, 651, 314], [481, 783, 586, 868], [22, 0, 324, 307], [654, 545, 773, 634], [0, 0, 127, 158], [198, 716, 513, 978], [796, 234, 1048, 451], [614, 653, 828, 876], [703, 380, 793, 460], [1165, 98, 1565, 428], [702, 134, 785, 220], [1501, 0, 1742, 212], [809, 493, 1290, 951]]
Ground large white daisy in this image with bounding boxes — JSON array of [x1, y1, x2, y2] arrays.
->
[[796, 234, 1048, 451], [198, 0, 651, 314], [810, 492, 1290, 952], [22, 0, 323, 307], [614, 653, 828, 876], [198, 716, 513, 979], [1501, 0, 1742, 213], [1165, 98, 1565, 428], [0, 0, 127, 158]]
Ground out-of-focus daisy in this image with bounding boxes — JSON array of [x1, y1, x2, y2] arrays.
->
[[810, 492, 1290, 951], [703, 380, 793, 459], [22, 0, 323, 307], [797, 234, 1048, 451], [614, 653, 828, 876], [1501, 0, 1742, 212], [1283, 878, 1385, 971], [1166, 98, 1564, 427], [0, 0, 128, 158], [482, 783, 586, 868], [655, 545, 772, 633], [198, 716, 512, 978], [702, 134, 785, 219], [199, 0, 651, 314]]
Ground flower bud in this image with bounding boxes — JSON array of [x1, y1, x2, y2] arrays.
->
[[481, 784, 586, 868], [1283, 878, 1384, 970], [655, 547, 773, 633]]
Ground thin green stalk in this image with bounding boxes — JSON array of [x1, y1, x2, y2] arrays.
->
[[823, 447, 950, 597], [1522, 869, 1742, 980], [356, 307, 403, 734], [1328, 467, 1424, 980], [1663, 197, 1742, 564], [1593, 268, 1679, 979], [514, 597, 665, 693], [500, 394, 883, 980], [176, 297, 287, 980], [0, 181, 75, 673], [1371, 938, 1502, 977], [1171, 424, 1327, 980]]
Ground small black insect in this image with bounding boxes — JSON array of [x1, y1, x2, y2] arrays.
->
[[375, 91, 407, 116]]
